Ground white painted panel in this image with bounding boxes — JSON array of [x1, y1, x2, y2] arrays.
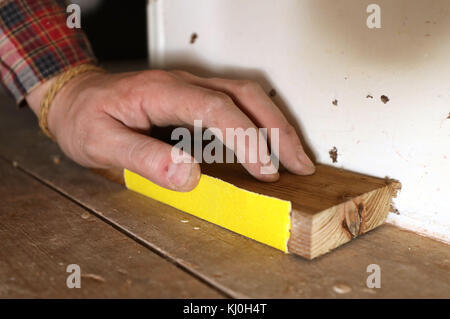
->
[[147, 0, 450, 243]]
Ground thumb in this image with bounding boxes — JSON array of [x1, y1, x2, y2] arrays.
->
[[105, 125, 201, 192]]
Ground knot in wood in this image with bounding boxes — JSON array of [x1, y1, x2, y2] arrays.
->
[[343, 201, 364, 238]]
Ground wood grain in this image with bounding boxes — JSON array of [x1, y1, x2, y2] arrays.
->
[[0, 101, 448, 298], [201, 163, 391, 214], [0, 160, 222, 298]]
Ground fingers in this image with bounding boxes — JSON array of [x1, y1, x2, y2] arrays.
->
[[143, 82, 279, 181], [170, 71, 315, 175], [86, 118, 201, 192]]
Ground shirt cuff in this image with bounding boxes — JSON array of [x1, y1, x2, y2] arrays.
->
[[0, 0, 97, 105]]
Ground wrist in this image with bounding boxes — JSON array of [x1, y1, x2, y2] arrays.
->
[[25, 66, 106, 139], [47, 71, 101, 138], [26, 77, 57, 116]]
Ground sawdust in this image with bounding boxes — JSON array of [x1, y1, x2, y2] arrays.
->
[[81, 273, 106, 283], [117, 268, 128, 275], [332, 283, 352, 294], [81, 212, 90, 219], [52, 155, 60, 164]]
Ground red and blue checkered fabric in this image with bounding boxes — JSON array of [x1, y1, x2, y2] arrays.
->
[[0, 0, 96, 104]]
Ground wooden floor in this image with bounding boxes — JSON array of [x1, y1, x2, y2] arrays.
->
[[0, 78, 449, 298]]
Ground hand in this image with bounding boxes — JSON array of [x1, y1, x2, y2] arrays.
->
[[26, 69, 315, 191]]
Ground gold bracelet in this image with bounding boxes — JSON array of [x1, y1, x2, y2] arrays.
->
[[39, 63, 106, 140]]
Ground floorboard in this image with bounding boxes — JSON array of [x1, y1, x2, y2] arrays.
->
[[0, 158, 222, 298]]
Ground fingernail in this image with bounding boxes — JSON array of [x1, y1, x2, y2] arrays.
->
[[167, 161, 192, 189], [297, 147, 315, 174], [260, 160, 278, 176]]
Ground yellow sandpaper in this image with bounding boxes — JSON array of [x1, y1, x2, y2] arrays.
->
[[124, 169, 292, 252]]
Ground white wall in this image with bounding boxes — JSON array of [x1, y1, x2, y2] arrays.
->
[[147, 0, 450, 243]]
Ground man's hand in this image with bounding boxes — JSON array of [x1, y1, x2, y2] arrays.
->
[[26, 70, 315, 191]]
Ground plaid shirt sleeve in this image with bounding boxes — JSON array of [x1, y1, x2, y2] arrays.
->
[[0, 0, 96, 105]]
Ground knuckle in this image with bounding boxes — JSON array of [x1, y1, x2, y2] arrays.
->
[[201, 92, 235, 121], [236, 80, 260, 94], [204, 91, 233, 111], [145, 69, 177, 82], [128, 139, 168, 175], [127, 139, 152, 170], [281, 123, 297, 138], [121, 70, 177, 91], [169, 69, 190, 77]]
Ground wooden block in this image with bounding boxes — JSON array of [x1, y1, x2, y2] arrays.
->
[[125, 163, 401, 259]]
